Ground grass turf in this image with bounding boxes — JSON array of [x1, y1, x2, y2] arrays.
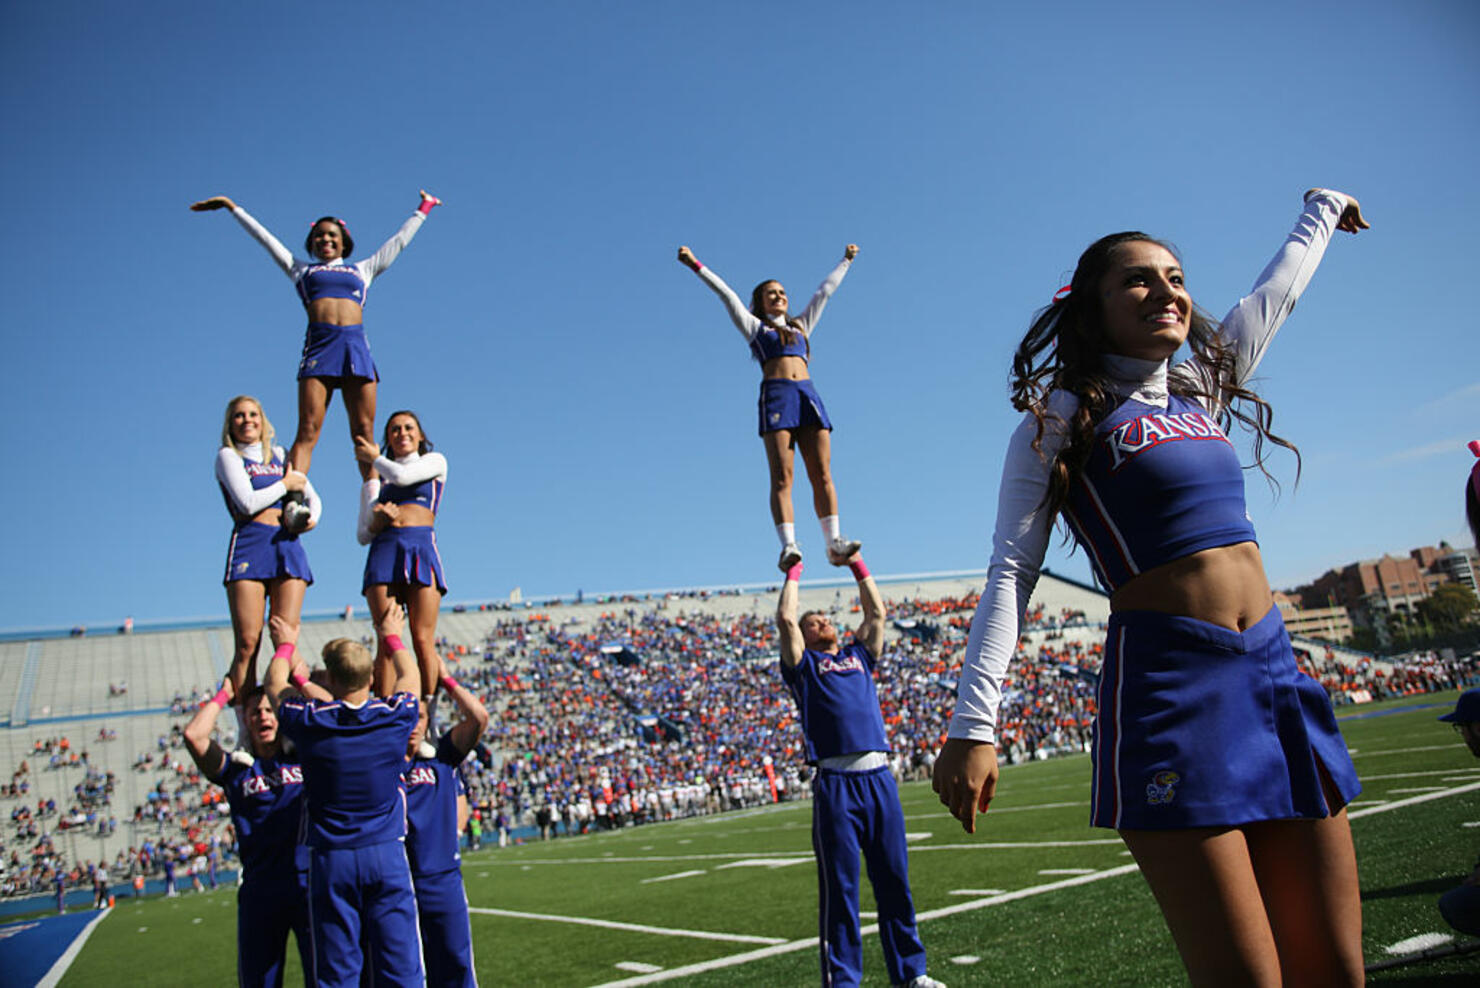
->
[[56, 693, 1480, 985]]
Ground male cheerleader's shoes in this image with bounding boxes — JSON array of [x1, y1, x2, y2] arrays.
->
[[778, 542, 803, 572], [281, 500, 311, 534], [826, 536, 862, 565], [898, 976, 947, 988]]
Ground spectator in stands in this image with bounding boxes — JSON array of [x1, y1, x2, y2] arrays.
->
[[266, 608, 422, 986], [356, 410, 448, 730], [777, 556, 942, 988], [216, 396, 319, 704], [1438, 688, 1480, 936], [183, 675, 313, 986], [934, 189, 1369, 985], [677, 243, 863, 572]]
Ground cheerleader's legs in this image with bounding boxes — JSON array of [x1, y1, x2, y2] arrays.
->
[[1121, 811, 1362, 987], [340, 378, 377, 482], [762, 428, 797, 526], [365, 583, 440, 700], [290, 377, 377, 480], [225, 577, 307, 693], [794, 425, 839, 519]]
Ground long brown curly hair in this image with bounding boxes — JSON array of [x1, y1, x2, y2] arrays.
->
[[750, 279, 808, 357], [1013, 232, 1298, 520]]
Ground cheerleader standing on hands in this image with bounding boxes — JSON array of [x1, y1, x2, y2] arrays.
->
[[679, 244, 863, 571], [191, 190, 440, 524], [216, 395, 320, 697], [932, 190, 1369, 985], [357, 410, 447, 714]]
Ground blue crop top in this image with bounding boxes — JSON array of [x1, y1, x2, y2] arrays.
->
[[377, 475, 444, 514], [296, 262, 367, 306], [1062, 393, 1256, 593], [748, 326, 810, 363]]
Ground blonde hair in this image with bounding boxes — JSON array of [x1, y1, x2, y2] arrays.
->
[[322, 638, 374, 691], [220, 395, 278, 464]]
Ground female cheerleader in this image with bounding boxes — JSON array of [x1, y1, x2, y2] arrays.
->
[[216, 395, 320, 697], [678, 244, 863, 571], [191, 190, 440, 523], [356, 410, 447, 710], [932, 190, 1370, 985]]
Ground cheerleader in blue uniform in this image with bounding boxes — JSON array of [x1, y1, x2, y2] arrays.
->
[[191, 191, 439, 510], [356, 410, 447, 708], [679, 244, 863, 571], [216, 395, 320, 697], [933, 190, 1370, 985]]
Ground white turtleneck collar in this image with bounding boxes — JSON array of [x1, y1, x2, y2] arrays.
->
[[1102, 353, 1170, 408]]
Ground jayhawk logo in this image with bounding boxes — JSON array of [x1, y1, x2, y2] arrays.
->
[[235, 561, 250, 575], [1145, 770, 1180, 805]]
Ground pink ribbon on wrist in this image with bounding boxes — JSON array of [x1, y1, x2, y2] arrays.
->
[[849, 558, 871, 581], [208, 687, 230, 708], [440, 674, 458, 693], [418, 195, 441, 216], [290, 671, 308, 688], [385, 634, 407, 654], [786, 562, 803, 583], [270, 643, 294, 664]]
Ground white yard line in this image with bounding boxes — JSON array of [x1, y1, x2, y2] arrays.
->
[[37, 907, 111, 988], [1358, 767, 1480, 781], [639, 870, 706, 884], [467, 906, 786, 945], [1347, 780, 1480, 819], [1350, 743, 1468, 758]]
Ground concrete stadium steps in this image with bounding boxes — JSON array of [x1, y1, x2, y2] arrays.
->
[[17, 631, 220, 725]]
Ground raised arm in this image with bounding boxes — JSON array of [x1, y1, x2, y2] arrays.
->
[[678, 246, 762, 341], [1175, 189, 1367, 404], [182, 678, 233, 783], [262, 616, 301, 712], [849, 552, 885, 659], [437, 657, 490, 759], [933, 395, 1070, 833], [794, 245, 857, 335], [378, 606, 423, 699], [191, 197, 298, 275], [776, 563, 806, 670], [356, 190, 439, 284]]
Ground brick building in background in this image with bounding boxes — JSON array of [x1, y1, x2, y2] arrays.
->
[[1286, 541, 1479, 644]]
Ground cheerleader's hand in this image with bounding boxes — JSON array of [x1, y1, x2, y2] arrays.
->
[[268, 614, 299, 649], [418, 190, 442, 215], [377, 604, 406, 643], [354, 436, 381, 464], [844, 244, 859, 260], [932, 737, 998, 834], [190, 196, 236, 212], [677, 246, 699, 270], [282, 469, 307, 493], [1305, 189, 1369, 233]]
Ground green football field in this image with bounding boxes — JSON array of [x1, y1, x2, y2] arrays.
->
[[58, 694, 1480, 986]]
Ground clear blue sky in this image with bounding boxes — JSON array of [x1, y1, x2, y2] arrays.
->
[[2, 2, 1476, 630]]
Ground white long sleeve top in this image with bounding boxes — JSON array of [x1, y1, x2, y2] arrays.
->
[[229, 205, 426, 304], [356, 451, 449, 545], [948, 191, 1352, 744], [215, 443, 322, 526], [693, 258, 852, 347]]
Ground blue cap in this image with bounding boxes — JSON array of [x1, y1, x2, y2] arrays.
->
[[1438, 688, 1480, 724]]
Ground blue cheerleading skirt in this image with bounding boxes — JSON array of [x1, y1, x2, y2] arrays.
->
[[223, 521, 313, 586], [757, 378, 833, 436], [298, 322, 379, 383], [362, 525, 447, 595]]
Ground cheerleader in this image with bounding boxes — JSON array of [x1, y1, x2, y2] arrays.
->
[[933, 190, 1369, 985], [679, 244, 863, 570], [356, 410, 447, 709], [216, 395, 320, 696], [191, 190, 440, 524]]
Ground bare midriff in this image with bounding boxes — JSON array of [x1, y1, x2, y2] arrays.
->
[[761, 355, 810, 381], [306, 297, 364, 326], [386, 504, 436, 528], [1109, 541, 1272, 632], [249, 506, 283, 527]]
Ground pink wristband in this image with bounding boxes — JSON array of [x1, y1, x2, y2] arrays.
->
[[785, 562, 803, 583], [440, 674, 458, 693], [849, 558, 871, 581], [385, 634, 407, 654], [208, 687, 230, 708], [270, 643, 294, 664], [291, 671, 308, 688], [417, 195, 441, 216]]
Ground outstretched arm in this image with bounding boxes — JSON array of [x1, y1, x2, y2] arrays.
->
[[262, 616, 301, 712], [357, 190, 439, 283], [848, 553, 885, 659], [794, 244, 857, 335], [191, 197, 297, 275], [437, 657, 490, 759], [776, 563, 805, 670], [378, 605, 422, 699], [678, 245, 762, 341], [182, 678, 233, 783]]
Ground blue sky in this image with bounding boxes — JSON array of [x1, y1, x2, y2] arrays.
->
[[2, 2, 1476, 630]]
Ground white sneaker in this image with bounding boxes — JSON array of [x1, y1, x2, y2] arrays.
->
[[281, 501, 311, 534], [777, 542, 803, 571], [827, 536, 862, 565], [899, 976, 946, 988]]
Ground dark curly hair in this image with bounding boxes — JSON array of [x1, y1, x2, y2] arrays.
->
[[305, 217, 354, 258], [381, 410, 433, 457], [1013, 232, 1298, 521]]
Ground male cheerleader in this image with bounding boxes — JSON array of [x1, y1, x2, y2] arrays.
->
[[778, 556, 943, 988], [265, 611, 421, 987], [403, 655, 489, 986], [183, 674, 313, 986]]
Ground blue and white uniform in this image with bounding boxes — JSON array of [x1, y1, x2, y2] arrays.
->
[[405, 734, 477, 986], [217, 443, 321, 586], [358, 450, 449, 595], [276, 692, 422, 988], [781, 642, 929, 988], [212, 750, 311, 987], [693, 259, 851, 436], [229, 205, 427, 383], [949, 191, 1362, 830]]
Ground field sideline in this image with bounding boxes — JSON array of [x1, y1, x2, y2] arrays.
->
[[45, 695, 1480, 985]]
